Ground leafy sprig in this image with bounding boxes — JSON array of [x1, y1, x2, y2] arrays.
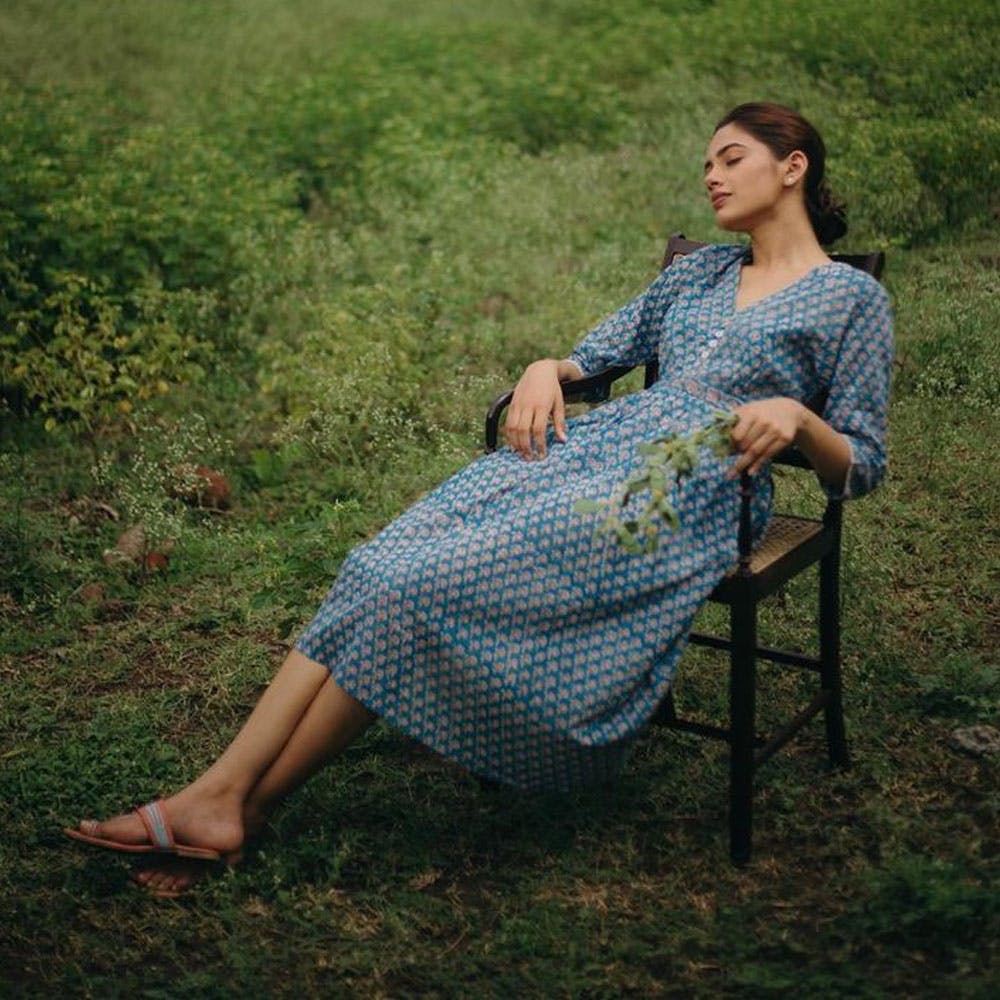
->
[[573, 410, 738, 554]]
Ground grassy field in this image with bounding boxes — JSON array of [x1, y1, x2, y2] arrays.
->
[[1, 1, 999, 996]]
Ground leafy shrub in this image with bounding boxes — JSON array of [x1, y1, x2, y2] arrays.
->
[[261, 284, 440, 466], [5, 274, 207, 433], [0, 86, 298, 430], [212, 30, 629, 219]]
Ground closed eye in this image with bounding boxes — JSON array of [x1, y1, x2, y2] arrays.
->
[[726, 158, 743, 167]]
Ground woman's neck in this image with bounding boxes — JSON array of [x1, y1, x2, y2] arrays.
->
[[746, 214, 829, 270]]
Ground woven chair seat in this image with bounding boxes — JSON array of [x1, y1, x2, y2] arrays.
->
[[723, 514, 824, 577]]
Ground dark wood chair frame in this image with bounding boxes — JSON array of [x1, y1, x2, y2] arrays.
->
[[484, 233, 885, 864]]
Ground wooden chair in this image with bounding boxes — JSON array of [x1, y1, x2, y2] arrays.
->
[[484, 233, 885, 864]]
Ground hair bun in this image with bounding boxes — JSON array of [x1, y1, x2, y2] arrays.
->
[[808, 180, 848, 245]]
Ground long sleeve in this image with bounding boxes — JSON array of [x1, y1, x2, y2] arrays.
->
[[567, 266, 679, 377], [818, 280, 894, 500]]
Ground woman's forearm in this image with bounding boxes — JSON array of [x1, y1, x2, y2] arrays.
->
[[794, 405, 853, 490]]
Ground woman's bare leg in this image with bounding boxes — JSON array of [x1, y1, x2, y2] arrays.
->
[[134, 671, 376, 894], [75, 650, 367, 857], [243, 674, 376, 821]]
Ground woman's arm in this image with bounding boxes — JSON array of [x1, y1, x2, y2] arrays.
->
[[728, 280, 894, 497], [566, 266, 677, 378], [557, 358, 584, 381], [504, 269, 675, 461], [794, 407, 854, 488], [725, 397, 852, 488], [505, 263, 685, 460]]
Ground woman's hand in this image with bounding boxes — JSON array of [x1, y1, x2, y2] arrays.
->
[[726, 397, 807, 478], [504, 359, 572, 460]]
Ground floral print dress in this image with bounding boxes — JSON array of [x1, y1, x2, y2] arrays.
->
[[296, 243, 894, 791]]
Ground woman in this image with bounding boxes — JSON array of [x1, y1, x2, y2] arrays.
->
[[65, 102, 893, 896]]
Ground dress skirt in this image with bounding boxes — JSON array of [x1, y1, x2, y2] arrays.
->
[[295, 376, 771, 792]]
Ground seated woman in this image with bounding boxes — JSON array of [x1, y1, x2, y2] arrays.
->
[[65, 101, 893, 896]]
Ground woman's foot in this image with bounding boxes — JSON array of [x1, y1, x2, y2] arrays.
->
[[72, 784, 246, 859], [128, 801, 266, 897]]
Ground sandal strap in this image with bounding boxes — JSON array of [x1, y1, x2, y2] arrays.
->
[[135, 801, 174, 850]]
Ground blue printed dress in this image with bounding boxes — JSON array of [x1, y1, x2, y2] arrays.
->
[[296, 244, 893, 791]]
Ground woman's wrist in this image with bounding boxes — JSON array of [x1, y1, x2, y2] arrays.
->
[[556, 358, 584, 381], [791, 399, 810, 440]]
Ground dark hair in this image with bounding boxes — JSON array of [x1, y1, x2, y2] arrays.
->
[[715, 102, 848, 245]]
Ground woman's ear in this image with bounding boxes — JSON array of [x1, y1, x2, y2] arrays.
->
[[783, 149, 809, 187]]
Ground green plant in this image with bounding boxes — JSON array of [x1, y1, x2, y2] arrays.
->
[[0, 88, 297, 434], [853, 855, 1000, 970], [91, 413, 231, 572], [5, 274, 209, 438], [914, 652, 1000, 723], [574, 411, 738, 553]]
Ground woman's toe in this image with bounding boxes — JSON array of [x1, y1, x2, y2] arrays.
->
[[131, 857, 208, 897], [86, 811, 148, 844]]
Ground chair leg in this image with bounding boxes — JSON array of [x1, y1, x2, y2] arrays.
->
[[729, 592, 757, 865], [819, 548, 850, 769]]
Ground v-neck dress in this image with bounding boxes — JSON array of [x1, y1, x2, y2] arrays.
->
[[295, 243, 893, 791]]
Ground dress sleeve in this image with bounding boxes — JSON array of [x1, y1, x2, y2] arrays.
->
[[818, 280, 894, 500], [566, 265, 679, 377]]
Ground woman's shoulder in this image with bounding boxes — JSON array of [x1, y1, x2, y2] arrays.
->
[[659, 241, 745, 288], [820, 260, 892, 318], [823, 259, 887, 295]]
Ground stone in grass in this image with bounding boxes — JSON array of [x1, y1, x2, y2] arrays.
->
[[949, 724, 1000, 758], [78, 581, 105, 603], [103, 524, 146, 566], [102, 525, 172, 570], [144, 551, 169, 572], [172, 464, 231, 510]]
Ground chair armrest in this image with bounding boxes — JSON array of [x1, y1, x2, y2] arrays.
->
[[771, 445, 813, 469], [484, 364, 637, 452]]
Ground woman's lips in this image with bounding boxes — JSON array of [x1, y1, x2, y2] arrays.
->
[[711, 193, 730, 210]]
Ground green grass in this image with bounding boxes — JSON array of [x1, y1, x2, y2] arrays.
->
[[2, 1, 999, 996]]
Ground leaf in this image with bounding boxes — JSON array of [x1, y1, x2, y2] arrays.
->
[[571, 412, 739, 554], [250, 589, 277, 610], [573, 498, 603, 514]]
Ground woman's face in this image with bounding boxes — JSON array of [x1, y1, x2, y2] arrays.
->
[[703, 123, 797, 232]]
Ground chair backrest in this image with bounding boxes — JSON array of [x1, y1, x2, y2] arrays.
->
[[662, 232, 885, 280]]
